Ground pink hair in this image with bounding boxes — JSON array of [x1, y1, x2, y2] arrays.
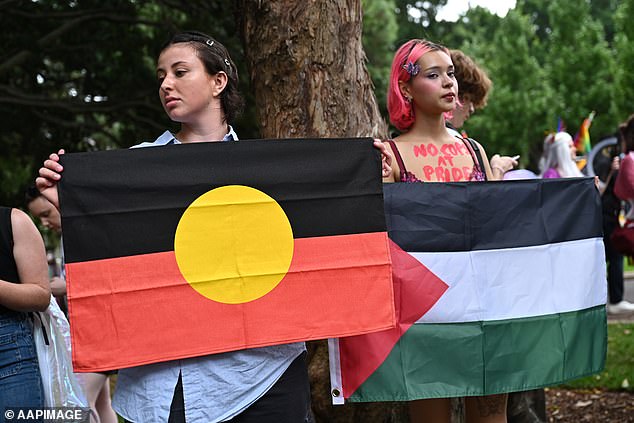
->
[[387, 39, 450, 132]]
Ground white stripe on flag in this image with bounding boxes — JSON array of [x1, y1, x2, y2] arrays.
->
[[412, 238, 606, 323]]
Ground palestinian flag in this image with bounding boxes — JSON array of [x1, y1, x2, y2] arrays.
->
[[329, 178, 607, 403], [58, 138, 395, 372]]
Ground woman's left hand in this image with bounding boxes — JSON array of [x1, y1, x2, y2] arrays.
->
[[373, 139, 393, 178]]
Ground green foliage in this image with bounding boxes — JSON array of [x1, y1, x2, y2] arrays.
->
[[440, 6, 502, 49], [392, 0, 449, 43], [457, 9, 553, 165], [0, 0, 249, 207], [613, 0, 634, 123], [590, 0, 619, 43], [544, 0, 617, 141], [436, 0, 625, 170], [362, 0, 398, 118], [561, 323, 634, 391]]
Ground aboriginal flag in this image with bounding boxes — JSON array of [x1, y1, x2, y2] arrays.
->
[[59, 138, 394, 372]]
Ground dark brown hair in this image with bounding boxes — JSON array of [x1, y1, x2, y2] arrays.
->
[[161, 31, 244, 124]]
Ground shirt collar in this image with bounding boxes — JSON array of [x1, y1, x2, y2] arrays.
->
[[156, 125, 238, 145]]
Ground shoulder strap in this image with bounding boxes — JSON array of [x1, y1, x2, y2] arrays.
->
[[386, 140, 409, 180], [0, 207, 13, 260], [462, 137, 488, 181]]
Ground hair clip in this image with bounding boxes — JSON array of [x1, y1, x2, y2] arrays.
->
[[224, 58, 231, 67], [403, 61, 420, 77], [206, 39, 214, 47]]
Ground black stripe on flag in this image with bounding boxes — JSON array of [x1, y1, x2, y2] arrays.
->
[[383, 177, 602, 252], [59, 138, 385, 263]]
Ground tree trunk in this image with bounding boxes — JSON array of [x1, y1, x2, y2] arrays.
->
[[239, 1, 394, 421], [238, 0, 387, 139]]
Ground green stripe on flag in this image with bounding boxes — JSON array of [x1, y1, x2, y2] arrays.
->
[[347, 305, 606, 402]]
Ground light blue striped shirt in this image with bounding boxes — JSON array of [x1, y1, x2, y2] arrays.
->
[[112, 128, 306, 422]]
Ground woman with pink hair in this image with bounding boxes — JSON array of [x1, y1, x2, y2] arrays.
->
[[384, 40, 515, 184], [383, 39, 510, 423]]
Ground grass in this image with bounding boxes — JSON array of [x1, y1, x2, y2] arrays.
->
[[560, 323, 634, 391]]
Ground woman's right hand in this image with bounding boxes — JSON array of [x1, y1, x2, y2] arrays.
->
[[35, 149, 65, 209]]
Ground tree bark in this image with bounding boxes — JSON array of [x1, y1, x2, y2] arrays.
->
[[239, 1, 394, 421], [238, 0, 387, 139]]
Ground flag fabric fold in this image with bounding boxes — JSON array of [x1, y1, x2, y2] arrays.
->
[[329, 178, 607, 403], [59, 138, 395, 372]]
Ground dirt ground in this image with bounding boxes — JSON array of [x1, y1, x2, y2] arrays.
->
[[546, 388, 634, 422]]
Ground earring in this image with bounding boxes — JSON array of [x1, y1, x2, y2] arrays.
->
[[405, 96, 412, 103]]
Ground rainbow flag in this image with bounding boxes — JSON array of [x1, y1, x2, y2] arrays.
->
[[573, 111, 595, 154]]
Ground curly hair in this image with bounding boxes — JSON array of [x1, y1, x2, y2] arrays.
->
[[387, 39, 450, 132], [161, 31, 244, 124], [449, 49, 492, 110]]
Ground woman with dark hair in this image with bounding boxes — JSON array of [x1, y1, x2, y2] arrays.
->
[[36, 31, 311, 423]]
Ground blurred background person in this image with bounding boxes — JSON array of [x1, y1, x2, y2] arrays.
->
[[539, 131, 584, 178], [610, 114, 634, 314]]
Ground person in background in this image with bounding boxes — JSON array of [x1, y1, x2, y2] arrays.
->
[[446, 49, 517, 180], [539, 131, 584, 178], [0, 206, 50, 413], [610, 114, 634, 314], [446, 49, 491, 133], [24, 187, 66, 299], [25, 187, 118, 423]]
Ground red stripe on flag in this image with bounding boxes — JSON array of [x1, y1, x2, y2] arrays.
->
[[338, 240, 448, 397], [66, 232, 394, 372]]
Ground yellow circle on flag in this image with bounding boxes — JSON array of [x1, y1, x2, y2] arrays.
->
[[174, 185, 294, 304]]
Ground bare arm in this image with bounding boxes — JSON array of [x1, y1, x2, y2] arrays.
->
[[0, 209, 51, 312]]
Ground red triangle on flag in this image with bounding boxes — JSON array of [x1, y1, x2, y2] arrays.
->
[[338, 240, 448, 397]]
